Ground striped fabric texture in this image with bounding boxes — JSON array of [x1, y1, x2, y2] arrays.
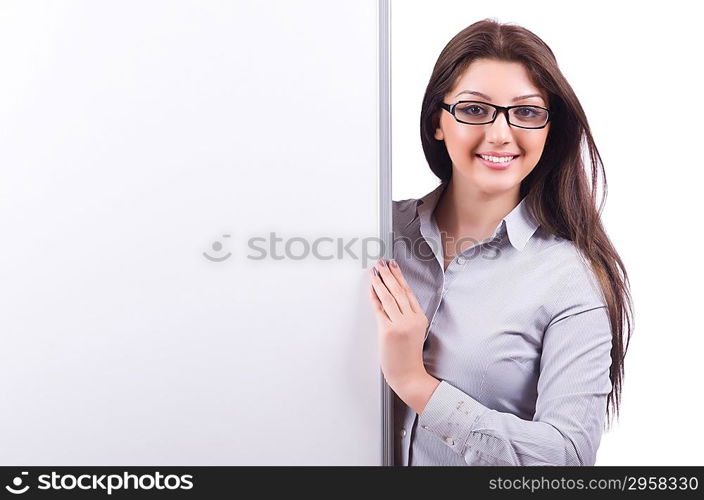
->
[[391, 181, 612, 466]]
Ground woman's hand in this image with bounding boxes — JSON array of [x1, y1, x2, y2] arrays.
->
[[368, 258, 432, 401]]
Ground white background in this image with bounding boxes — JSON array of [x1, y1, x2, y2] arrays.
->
[[391, 0, 703, 465], [0, 0, 382, 465]]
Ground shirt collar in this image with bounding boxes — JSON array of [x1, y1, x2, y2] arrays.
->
[[406, 182, 540, 251]]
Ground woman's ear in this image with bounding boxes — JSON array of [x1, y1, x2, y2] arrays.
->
[[434, 126, 444, 141], [431, 110, 444, 141]]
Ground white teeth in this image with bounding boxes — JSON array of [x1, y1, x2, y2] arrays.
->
[[479, 154, 516, 163]]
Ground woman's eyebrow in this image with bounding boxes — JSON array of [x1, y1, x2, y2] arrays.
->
[[455, 90, 544, 102]]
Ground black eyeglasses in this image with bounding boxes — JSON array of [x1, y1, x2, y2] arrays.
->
[[440, 100, 551, 129]]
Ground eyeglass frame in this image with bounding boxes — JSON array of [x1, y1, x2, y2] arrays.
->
[[440, 100, 552, 129]]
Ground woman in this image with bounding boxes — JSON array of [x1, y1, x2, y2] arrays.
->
[[368, 19, 634, 466]]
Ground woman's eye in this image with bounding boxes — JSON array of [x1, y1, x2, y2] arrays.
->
[[459, 105, 484, 115], [516, 107, 537, 117]]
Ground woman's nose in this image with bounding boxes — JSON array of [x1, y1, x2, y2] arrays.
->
[[486, 110, 513, 143]]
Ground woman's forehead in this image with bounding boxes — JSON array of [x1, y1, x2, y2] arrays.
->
[[451, 60, 547, 102]]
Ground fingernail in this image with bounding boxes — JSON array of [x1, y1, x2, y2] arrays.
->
[[390, 259, 397, 268], [378, 259, 386, 267]]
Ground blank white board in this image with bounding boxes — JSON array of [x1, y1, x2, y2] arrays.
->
[[0, 0, 390, 465]]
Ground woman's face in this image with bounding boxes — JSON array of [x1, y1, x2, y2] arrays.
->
[[435, 58, 550, 197]]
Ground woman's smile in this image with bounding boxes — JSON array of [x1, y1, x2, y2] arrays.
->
[[475, 153, 519, 170]]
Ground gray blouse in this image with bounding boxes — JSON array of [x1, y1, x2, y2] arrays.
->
[[392, 181, 612, 466]]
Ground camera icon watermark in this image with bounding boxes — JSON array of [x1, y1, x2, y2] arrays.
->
[[5, 471, 30, 495]]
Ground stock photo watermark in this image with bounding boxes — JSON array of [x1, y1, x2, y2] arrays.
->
[[202, 231, 505, 267], [3, 470, 194, 495]]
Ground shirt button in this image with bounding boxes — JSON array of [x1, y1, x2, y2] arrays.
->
[[421, 425, 429, 430], [444, 437, 455, 446], [400, 428, 407, 438]]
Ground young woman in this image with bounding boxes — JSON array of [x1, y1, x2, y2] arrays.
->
[[368, 19, 634, 466]]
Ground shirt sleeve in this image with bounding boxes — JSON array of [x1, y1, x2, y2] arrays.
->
[[416, 304, 613, 466]]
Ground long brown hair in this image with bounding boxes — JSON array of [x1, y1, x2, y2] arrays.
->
[[420, 18, 634, 429]]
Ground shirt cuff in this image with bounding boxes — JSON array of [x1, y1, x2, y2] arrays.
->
[[417, 379, 489, 453]]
